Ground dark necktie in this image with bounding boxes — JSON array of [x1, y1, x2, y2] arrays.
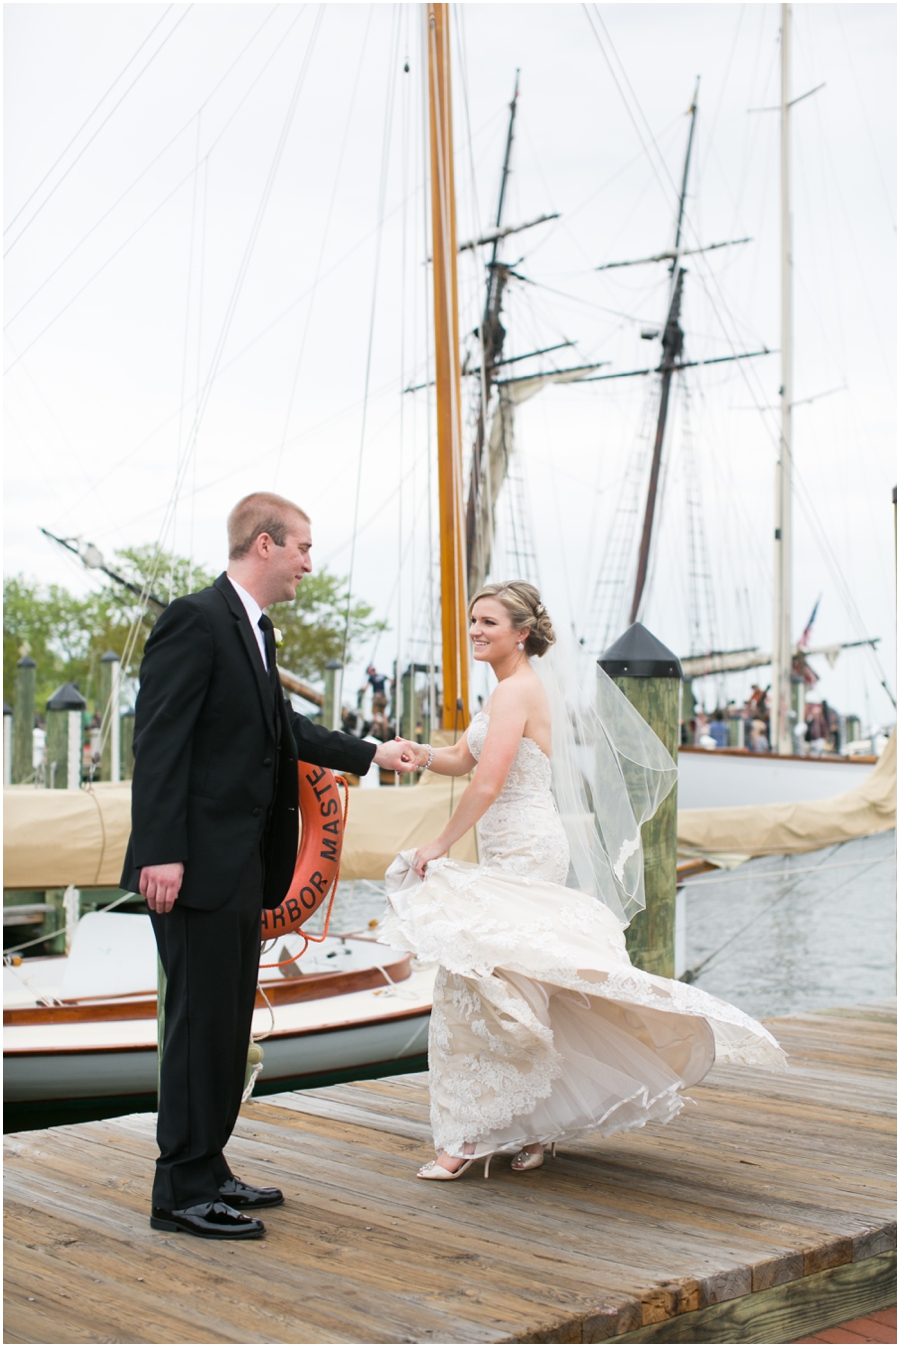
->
[[257, 614, 278, 688]]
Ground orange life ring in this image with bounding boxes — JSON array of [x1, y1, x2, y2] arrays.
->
[[260, 763, 349, 944]]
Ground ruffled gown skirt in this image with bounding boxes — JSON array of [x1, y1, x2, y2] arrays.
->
[[380, 719, 783, 1160]]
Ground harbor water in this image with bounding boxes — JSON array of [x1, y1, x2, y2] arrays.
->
[[322, 829, 896, 1022]]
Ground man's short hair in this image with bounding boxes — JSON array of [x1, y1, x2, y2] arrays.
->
[[227, 493, 310, 560]]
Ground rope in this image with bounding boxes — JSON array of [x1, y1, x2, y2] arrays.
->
[[5, 5, 287, 342], [341, 6, 401, 672], [272, 7, 374, 490], [681, 849, 896, 888], [679, 842, 891, 982], [3, 888, 138, 959], [3, 6, 193, 256]]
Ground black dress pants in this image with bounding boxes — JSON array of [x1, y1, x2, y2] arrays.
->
[[149, 874, 262, 1210]]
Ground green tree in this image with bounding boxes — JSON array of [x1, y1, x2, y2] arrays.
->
[[271, 569, 386, 684], [4, 549, 384, 711]]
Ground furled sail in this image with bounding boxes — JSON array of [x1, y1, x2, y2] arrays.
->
[[469, 367, 597, 593]]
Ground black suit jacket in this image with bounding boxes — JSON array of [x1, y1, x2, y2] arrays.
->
[[121, 574, 377, 910]]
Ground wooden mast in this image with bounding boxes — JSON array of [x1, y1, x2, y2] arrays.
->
[[426, 2, 469, 730], [629, 84, 699, 626]]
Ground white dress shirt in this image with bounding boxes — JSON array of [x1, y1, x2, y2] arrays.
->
[[226, 575, 268, 671]]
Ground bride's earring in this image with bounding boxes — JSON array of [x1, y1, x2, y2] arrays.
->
[[517, 642, 524, 650]]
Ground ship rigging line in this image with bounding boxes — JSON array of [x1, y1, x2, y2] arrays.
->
[[272, 6, 374, 490], [3, 5, 193, 256], [4, 5, 282, 334], [341, 5, 401, 672], [584, 11, 893, 698], [90, 6, 326, 768], [4, 8, 309, 376], [172, 113, 204, 604], [4, 5, 177, 238], [679, 842, 891, 983], [682, 851, 896, 889]]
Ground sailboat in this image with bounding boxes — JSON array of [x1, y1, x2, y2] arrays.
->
[[4, 5, 894, 1115]]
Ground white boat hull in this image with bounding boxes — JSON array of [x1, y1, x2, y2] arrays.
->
[[5, 966, 434, 1104]]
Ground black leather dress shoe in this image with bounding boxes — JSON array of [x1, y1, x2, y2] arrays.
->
[[218, 1176, 285, 1210], [150, 1201, 265, 1239]]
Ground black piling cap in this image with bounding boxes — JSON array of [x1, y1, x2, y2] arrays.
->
[[46, 682, 87, 712], [17, 655, 37, 669], [598, 622, 683, 679], [3, 702, 12, 716], [100, 650, 121, 664], [325, 659, 343, 670]]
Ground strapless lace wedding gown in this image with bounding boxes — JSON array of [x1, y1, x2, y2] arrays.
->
[[381, 711, 784, 1160]]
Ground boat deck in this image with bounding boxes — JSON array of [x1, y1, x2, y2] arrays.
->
[[4, 1001, 895, 1344]]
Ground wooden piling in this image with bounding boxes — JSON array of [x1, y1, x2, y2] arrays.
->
[[599, 623, 682, 979], [120, 708, 135, 781], [323, 660, 343, 732], [12, 655, 36, 784], [45, 683, 86, 790], [99, 652, 121, 784], [4, 702, 12, 784]]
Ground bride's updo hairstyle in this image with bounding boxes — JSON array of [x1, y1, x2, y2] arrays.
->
[[469, 581, 556, 658]]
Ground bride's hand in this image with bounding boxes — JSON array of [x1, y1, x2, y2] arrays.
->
[[412, 839, 447, 879]]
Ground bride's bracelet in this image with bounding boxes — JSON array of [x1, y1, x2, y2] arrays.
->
[[421, 744, 435, 772]]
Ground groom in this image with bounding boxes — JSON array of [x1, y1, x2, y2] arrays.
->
[[121, 492, 415, 1239]]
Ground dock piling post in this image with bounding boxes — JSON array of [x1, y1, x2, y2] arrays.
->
[[323, 660, 343, 731], [100, 652, 121, 783], [599, 622, 682, 978], [120, 707, 135, 780], [12, 655, 36, 784], [3, 702, 12, 784], [45, 683, 86, 789]]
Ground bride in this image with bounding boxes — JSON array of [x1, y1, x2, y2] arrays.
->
[[380, 581, 784, 1180]]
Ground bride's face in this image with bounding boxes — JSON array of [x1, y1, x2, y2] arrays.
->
[[469, 598, 528, 664]]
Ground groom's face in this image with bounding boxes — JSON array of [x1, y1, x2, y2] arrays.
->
[[269, 517, 313, 602]]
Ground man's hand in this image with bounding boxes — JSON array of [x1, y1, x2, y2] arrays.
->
[[373, 739, 418, 773], [140, 862, 185, 914], [391, 738, 429, 769]]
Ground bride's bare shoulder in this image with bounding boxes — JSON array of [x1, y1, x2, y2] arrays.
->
[[492, 668, 546, 714]]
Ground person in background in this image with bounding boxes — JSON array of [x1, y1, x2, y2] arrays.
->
[[365, 693, 395, 744], [709, 709, 730, 749], [749, 719, 770, 753], [366, 665, 389, 700]]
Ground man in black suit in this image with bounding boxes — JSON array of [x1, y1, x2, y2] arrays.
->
[[122, 492, 414, 1239]]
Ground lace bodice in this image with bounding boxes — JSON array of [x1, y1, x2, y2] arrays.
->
[[467, 710, 570, 883]]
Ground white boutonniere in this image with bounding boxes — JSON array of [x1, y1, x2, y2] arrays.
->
[[273, 627, 284, 648]]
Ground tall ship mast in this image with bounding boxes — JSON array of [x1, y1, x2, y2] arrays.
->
[[426, 2, 469, 731]]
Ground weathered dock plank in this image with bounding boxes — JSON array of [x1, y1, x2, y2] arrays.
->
[[4, 1002, 895, 1344]]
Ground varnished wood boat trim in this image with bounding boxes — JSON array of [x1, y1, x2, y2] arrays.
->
[[3, 953, 412, 1027], [679, 745, 877, 764], [3, 1003, 431, 1055], [675, 859, 718, 882]]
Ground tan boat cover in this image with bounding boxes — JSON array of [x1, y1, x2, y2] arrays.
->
[[677, 728, 896, 861], [5, 735, 893, 888], [3, 773, 477, 890]]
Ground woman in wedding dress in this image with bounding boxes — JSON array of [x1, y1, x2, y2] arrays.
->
[[380, 582, 784, 1181]]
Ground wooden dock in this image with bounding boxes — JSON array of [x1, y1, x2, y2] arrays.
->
[[4, 1002, 895, 1344]]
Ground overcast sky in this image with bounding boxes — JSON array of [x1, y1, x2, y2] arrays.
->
[[4, 3, 896, 727]]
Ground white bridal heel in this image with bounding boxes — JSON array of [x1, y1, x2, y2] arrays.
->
[[418, 1153, 498, 1180], [510, 1142, 557, 1172]]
